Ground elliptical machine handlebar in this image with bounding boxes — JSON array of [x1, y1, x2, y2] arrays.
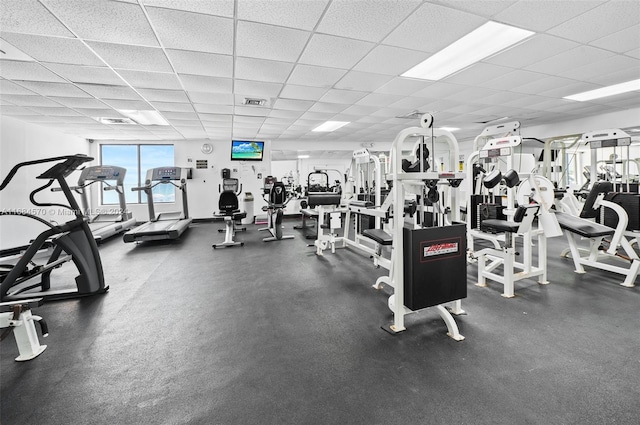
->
[[0, 155, 92, 191]]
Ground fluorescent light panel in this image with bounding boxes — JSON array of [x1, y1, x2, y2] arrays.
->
[[297, 154, 310, 159], [312, 121, 350, 132], [438, 127, 460, 132], [563, 79, 640, 101], [117, 109, 169, 126], [402, 21, 534, 81]]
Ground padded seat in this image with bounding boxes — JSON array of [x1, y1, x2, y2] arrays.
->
[[481, 219, 520, 233], [362, 229, 393, 245], [300, 208, 319, 217], [555, 211, 615, 238]]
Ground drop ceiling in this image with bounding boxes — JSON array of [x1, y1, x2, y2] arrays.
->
[[0, 0, 638, 144]]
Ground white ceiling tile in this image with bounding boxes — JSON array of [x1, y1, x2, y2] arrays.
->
[[356, 93, 404, 108], [77, 84, 143, 100], [527, 46, 616, 75], [188, 91, 234, 105], [559, 55, 640, 83], [87, 41, 172, 72], [1, 33, 104, 66], [179, 74, 232, 93], [279, 85, 327, 101], [102, 99, 152, 110], [334, 71, 392, 92], [0, 105, 40, 115], [307, 102, 348, 114], [118, 70, 181, 90], [445, 87, 500, 103], [388, 96, 430, 111], [0, 79, 37, 95], [299, 34, 374, 69], [317, 0, 420, 42], [234, 106, 270, 117], [0, 60, 67, 82], [509, 75, 579, 95], [319, 89, 367, 104], [590, 24, 640, 53], [143, 0, 234, 17], [138, 88, 189, 103], [494, 0, 604, 32], [42, 63, 125, 85], [384, 2, 485, 52], [194, 104, 234, 114], [0, 94, 62, 107], [444, 63, 514, 86], [287, 65, 346, 88], [538, 81, 602, 99], [151, 101, 194, 112], [430, 0, 517, 18], [625, 47, 640, 59], [272, 98, 314, 111], [166, 50, 232, 78], [236, 21, 310, 62], [548, 1, 640, 43], [478, 69, 548, 91], [485, 34, 579, 69], [48, 96, 107, 108], [199, 114, 232, 124], [162, 111, 198, 121], [354, 45, 431, 76], [27, 106, 82, 116], [235, 80, 282, 98], [235, 57, 293, 84], [583, 65, 640, 87], [16, 81, 90, 98], [341, 104, 379, 116], [74, 108, 122, 117], [234, 115, 265, 125], [146, 7, 233, 54], [0, 0, 74, 37], [268, 109, 303, 119], [412, 82, 464, 99], [43, 0, 159, 46], [237, 0, 327, 30]]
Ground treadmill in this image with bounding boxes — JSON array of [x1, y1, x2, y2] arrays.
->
[[123, 167, 192, 243], [69, 165, 136, 243]]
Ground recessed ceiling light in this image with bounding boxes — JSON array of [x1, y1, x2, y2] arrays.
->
[[402, 21, 534, 81], [117, 109, 169, 126], [563, 79, 640, 101], [312, 121, 350, 132], [438, 127, 460, 132], [297, 154, 310, 159]]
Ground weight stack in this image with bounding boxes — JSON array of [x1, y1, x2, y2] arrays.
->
[[402, 223, 467, 311]]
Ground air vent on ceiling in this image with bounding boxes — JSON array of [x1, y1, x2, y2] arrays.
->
[[96, 117, 137, 125], [243, 98, 267, 106]]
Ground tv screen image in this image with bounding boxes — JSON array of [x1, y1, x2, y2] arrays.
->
[[231, 140, 264, 161]]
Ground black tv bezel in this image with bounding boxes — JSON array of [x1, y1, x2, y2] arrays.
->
[[230, 140, 265, 161]]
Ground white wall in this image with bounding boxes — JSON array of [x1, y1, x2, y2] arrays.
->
[[89, 139, 271, 221], [0, 116, 90, 249]]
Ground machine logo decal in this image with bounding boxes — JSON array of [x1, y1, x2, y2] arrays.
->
[[419, 237, 463, 263], [423, 242, 458, 257]]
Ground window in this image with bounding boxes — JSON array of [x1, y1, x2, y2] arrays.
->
[[100, 144, 175, 204]]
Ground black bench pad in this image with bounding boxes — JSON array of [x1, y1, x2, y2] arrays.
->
[[482, 219, 520, 233], [362, 229, 393, 245], [555, 211, 614, 238], [300, 208, 319, 217]]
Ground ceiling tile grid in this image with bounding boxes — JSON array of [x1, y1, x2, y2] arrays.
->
[[0, 0, 637, 144]]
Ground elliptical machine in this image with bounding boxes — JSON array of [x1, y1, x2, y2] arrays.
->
[[0, 155, 107, 302], [260, 176, 294, 242]]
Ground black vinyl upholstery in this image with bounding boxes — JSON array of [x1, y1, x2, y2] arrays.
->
[[580, 181, 613, 219], [555, 211, 614, 238], [362, 229, 393, 245]]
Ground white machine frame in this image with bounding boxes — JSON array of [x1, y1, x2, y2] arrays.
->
[[0, 298, 47, 361]]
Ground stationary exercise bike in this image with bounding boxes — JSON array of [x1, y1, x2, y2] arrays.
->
[[260, 176, 294, 242], [213, 177, 247, 248]]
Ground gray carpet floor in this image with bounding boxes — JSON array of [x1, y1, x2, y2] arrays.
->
[[1, 220, 639, 425]]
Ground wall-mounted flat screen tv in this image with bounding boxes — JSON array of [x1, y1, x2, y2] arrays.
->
[[231, 140, 264, 161]]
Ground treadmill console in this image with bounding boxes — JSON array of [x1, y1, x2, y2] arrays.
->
[[152, 167, 181, 181], [81, 166, 126, 183]]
